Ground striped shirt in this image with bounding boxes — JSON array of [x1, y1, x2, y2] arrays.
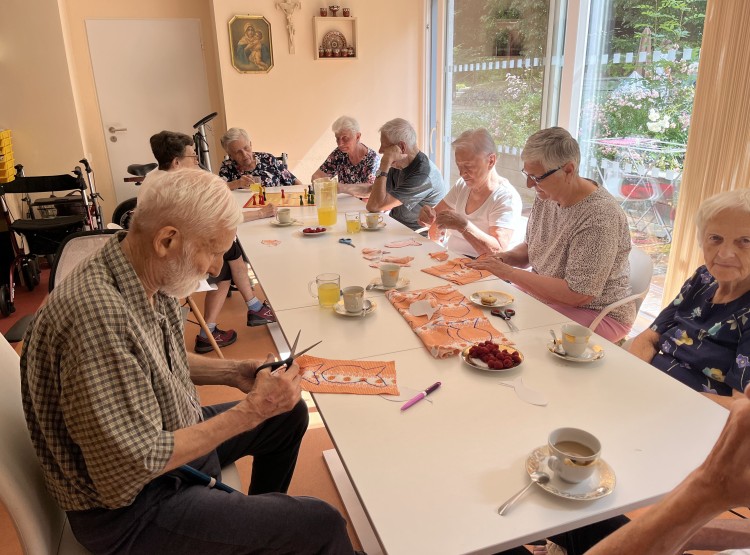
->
[[20, 232, 201, 510]]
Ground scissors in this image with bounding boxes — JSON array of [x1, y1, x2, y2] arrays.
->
[[339, 238, 356, 248], [254, 330, 322, 376], [491, 308, 519, 332]]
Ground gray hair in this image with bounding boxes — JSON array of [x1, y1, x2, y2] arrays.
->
[[332, 115, 360, 135], [695, 189, 750, 245], [379, 118, 417, 150], [521, 127, 580, 172], [220, 127, 251, 151], [131, 169, 242, 240], [452, 128, 497, 157]]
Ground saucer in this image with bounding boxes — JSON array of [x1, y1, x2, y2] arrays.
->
[[333, 299, 376, 317], [368, 277, 410, 291], [546, 341, 605, 362], [362, 222, 386, 231], [469, 290, 514, 308], [271, 219, 298, 227], [460, 343, 523, 372], [526, 445, 615, 501], [300, 229, 328, 237]]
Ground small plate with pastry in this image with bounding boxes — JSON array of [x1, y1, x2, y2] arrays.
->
[[469, 290, 514, 308]]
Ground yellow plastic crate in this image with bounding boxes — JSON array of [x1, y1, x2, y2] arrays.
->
[[0, 130, 10, 140], [0, 166, 16, 181], [0, 152, 11, 163], [0, 158, 14, 171], [0, 138, 11, 151]]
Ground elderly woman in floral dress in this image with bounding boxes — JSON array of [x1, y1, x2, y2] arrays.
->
[[311, 115, 379, 198], [219, 127, 301, 188], [630, 189, 750, 404]]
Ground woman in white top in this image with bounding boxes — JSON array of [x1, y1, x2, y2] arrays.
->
[[418, 129, 521, 257]]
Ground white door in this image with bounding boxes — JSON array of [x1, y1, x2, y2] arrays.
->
[[86, 19, 213, 204]]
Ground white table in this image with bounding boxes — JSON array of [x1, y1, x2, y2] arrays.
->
[[234, 192, 729, 555]]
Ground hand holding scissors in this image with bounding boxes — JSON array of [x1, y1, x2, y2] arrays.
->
[[253, 330, 322, 377]]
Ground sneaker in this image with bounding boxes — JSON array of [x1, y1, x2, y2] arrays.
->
[[194, 327, 238, 353], [247, 301, 276, 327]]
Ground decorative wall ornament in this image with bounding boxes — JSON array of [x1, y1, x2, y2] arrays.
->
[[228, 15, 274, 73], [276, 1, 301, 54]]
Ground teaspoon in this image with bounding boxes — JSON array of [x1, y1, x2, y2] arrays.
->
[[497, 471, 550, 516]]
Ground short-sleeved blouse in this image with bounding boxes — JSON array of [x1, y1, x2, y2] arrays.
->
[[525, 183, 635, 325], [317, 146, 379, 184], [650, 265, 750, 395], [219, 152, 297, 187]]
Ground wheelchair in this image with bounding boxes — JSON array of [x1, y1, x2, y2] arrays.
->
[[0, 164, 94, 316]]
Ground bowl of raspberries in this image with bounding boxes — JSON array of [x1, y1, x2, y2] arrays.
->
[[461, 341, 523, 372]]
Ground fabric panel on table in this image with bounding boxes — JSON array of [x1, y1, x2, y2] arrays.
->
[[421, 257, 493, 285], [296, 355, 399, 395]]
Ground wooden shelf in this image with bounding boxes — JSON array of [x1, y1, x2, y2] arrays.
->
[[313, 16, 358, 59]]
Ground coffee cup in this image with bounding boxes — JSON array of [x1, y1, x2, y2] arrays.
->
[[546, 427, 601, 483], [277, 208, 292, 224], [342, 286, 365, 313], [561, 323, 591, 357], [379, 263, 400, 288], [365, 212, 384, 229]]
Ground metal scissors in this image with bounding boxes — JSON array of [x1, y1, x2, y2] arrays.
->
[[491, 308, 519, 332], [254, 330, 322, 376], [339, 238, 356, 248]]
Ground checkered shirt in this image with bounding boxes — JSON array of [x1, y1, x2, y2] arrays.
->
[[20, 232, 201, 510]]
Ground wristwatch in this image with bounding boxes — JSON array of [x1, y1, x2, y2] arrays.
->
[[376, 171, 389, 178]]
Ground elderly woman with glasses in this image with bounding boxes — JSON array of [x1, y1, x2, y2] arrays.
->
[[311, 115, 380, 197], [629, 190, 750, 404], [468, 127, 635, 342]]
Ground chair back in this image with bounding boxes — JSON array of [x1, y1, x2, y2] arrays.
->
[[49, 230, 117, 293], [629, 246, 653, 314], [0, 335, 67, 554]]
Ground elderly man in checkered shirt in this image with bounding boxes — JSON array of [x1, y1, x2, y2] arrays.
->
[[20, 169, 357, 554]]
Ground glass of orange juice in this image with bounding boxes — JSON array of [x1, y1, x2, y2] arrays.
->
[[308, 273, 340, 307], [345, 212, 361, 233]]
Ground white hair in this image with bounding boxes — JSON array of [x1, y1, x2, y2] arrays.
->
[[452, 128, 497, 157], [695, 189, 750, 245], [379, 118, 417, 149], [131, 169, 242, 240], [332, 115, 360, 135], [220, 127, 251, 151], [521, 127, 580, 173]]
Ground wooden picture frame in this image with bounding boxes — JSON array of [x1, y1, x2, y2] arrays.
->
[[228, 15, 274, 73]]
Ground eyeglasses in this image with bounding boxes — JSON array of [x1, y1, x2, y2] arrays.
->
[[522, 165, 563, 186]]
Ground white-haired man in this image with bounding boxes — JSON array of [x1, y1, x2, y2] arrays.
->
[[20, 170, 357, 554], [366, 118, 447, 231]]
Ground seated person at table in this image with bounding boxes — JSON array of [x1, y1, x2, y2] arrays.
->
[[418, 128, 521, 257], [629, 189, 750, 401], [468, 127, 635, 343], [147, 131, 277, 353], [219, 127, 301, 188], [311, 115, 380, 197], [20, 169, 356, 555], [366, 118, 448, 231]]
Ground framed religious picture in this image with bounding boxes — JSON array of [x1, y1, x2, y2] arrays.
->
[[228, 15, 274, 73]]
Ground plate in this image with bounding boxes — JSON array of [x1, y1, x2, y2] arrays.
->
[[546, 341, 605, 362], [460, 343, 523, 372], [526, 445, 616, 501], [469, 290, 514, 308], [301, 228, 328, 237], [361, 222, 386, 231], [321, 30, 347, 50], [333, 299, 376, 317], [271, 219, 299, 227], [367, 277, 410, 291]]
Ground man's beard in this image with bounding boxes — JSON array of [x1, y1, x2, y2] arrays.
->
[[159, 243, 209, 299]]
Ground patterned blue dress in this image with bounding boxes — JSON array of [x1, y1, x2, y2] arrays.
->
[[219, 153, 297, 187], [650, 266, 750, 395]]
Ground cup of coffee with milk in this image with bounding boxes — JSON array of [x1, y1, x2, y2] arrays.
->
[[545, 427, 601, 483]]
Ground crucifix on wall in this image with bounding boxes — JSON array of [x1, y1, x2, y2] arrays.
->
[[276, 1, 301, 54]]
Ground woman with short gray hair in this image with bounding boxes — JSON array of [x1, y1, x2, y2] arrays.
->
[[468, 126, 635, 342], [311, 116, 379, 190], [630, 189, 750, 400], [219, 127, 300, 188]]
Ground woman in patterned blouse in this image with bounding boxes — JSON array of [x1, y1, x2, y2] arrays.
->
[[219, 127, 300, 188], [311, 116, 379, 197], [630, 189, 750, 401]]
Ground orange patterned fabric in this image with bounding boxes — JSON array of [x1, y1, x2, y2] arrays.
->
[[421, 257, 493, 285], [429, 251, 449, 262], [296, 354, 399, 395], [386, 285, 508, 358]]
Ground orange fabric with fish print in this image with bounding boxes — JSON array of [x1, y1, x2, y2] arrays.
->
[[421, 257, 493, 285], [386, 285, 508, 358], [295, 355, 399, 395]]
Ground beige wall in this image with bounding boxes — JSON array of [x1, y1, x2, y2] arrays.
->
[[210, 0, 426, 181], [0, 0, 84, 175]]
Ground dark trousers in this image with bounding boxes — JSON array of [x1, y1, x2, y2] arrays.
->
[[68, 400, 354, 555]]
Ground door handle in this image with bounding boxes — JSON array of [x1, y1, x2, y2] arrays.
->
[[429, 126, 437, 155], [108, 127, 127, 133]]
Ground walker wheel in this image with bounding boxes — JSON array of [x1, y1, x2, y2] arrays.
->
[[0, 285, 11, 317]]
